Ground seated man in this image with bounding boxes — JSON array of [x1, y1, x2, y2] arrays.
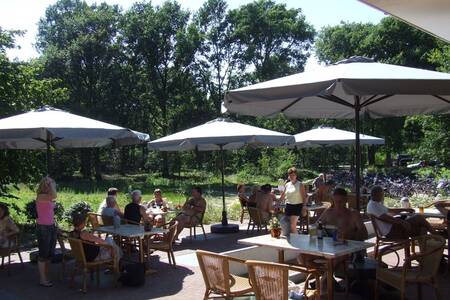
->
[[255, 184, 276, 222], [97, 187, 121, 214], [317, 187, 368, 241], [146, 189, 169, 227], [367, 185, 434, 238], [299, 188, 367, 295], [124, 190, 152, 224], [173, 186, 207, 242]]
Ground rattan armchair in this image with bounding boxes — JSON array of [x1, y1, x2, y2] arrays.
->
[[246, 260, 321, 300], [375, 234, 445, 300], [196, 250, 253, 300], [369, 214, 413, 266], [0, 232, 23, 275], [239, 195, 249, 224], [68, 237, 119, 293], [187, 211, 207, 240], [247, 207, 269, 234], [147, 221, 178, 267]]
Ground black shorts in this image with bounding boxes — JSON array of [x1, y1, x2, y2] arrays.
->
[[36, 224, 57, 262], [285, 203, 303, 217]]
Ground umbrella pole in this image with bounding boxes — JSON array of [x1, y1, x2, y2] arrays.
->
[[220, 145, 228, 226], [211, 145, 238, 233], [46, 137, 51, 176], [354, 96, 361, 211]]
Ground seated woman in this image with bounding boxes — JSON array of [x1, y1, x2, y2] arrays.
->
[[255, 184, 276, 222], [173, 187, 207, 243], [0, 203, 19, 248], [146, 189, 169, 227], [237, 184, 248, 206], [247, 186, 259, 208], [101, 196, 123, 224], [71, 215, 122, 267]]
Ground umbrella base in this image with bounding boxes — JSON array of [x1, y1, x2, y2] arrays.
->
[[210, 223, 239, 234]]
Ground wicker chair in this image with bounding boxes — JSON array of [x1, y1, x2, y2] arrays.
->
[[239, 196, 248, 224], [147, 221, 178, 267], [246, 260, 321, 300], [186, 211, 207, 240], [68, 237, 119, 293], [57, 229, 74, 280], [0, 232, 23, 275], [375, 235, 445, 300], [369, 214, 413, 266], [196, 250, 253, 300], [247, 207, 269, 234]]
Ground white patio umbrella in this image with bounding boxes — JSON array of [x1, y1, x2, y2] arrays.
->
[[224, 56, 450, 207], [359, 0, 450, 43], [292, 126, 385, 148], [0, 106, 150, 172], [148, 117, 294, 233]]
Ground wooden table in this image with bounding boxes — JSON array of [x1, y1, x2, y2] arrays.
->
[[95, 224, 168, 273], [238, 233, 373, 300]]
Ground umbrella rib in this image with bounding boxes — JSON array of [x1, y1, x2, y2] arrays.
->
[[433, 95, 450, 105], [317, 95, 354, 108], [280, 97, 303, 113], [360, 95, 393, 108]]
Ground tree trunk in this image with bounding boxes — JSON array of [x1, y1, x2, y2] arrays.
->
[[94, 148, 102, 181], [80, 149, 92, 179], [368, 145, 376, 165], [162, 152, 169, 177]]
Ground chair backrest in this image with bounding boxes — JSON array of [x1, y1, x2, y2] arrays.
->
[[369, 214, 386, 239], [68, 237, 87, 265], [246, 260, 289, 300], [166, 221, 178, 245], [415, 235, 445, 277], [238, 196, 247, 208], [101, 215, 114, 226], [248, 207, 264, 225], [196, 250, 231, 295], [87, 212, 101, 228]]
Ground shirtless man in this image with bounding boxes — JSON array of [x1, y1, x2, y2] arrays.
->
[[317, 187, 368, 241], [255, 184, 276, 222], [173, 186, 207, 243]]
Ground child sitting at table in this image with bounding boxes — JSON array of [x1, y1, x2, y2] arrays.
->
[[0, 203, 19, 248]]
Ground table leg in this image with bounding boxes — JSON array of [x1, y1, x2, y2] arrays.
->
[[278, 250, 285, 263], [327, 259, 334, 300], [140, 236, 157, 275], [447, 220, 450, 271]]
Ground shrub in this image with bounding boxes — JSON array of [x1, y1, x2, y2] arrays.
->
[[63, 201, 93, 223]]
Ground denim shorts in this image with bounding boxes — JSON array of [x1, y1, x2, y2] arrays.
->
[[36, 224, 57, 262]]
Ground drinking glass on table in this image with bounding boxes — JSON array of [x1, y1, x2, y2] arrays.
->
[[418, 206, 424, 214]]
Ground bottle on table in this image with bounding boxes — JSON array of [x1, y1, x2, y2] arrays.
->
[[317, 221, 323, 240]]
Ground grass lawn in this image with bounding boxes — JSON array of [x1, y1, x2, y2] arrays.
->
[[0, 171, 435, 230]]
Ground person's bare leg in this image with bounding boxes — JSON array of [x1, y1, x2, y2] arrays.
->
[[38, 260, 48, 284], [290, 216, 299, 233], [174, 216, 188, 240]]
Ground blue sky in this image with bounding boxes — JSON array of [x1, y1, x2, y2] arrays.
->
[[0, 0, 386, 67]]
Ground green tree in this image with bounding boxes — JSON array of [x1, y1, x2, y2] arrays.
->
[[0, 28, 68, 196], [122, 1, 205, 176], [37, 0, 128, 177], [228, 0, 315, 82]]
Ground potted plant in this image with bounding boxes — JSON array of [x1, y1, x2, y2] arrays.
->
[[269, 217, 281, 238]]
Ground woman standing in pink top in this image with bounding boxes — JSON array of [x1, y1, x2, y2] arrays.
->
[[35, 176, 57, 287]]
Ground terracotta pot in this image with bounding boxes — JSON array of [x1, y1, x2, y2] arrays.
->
[[270, 228, 281, 238]]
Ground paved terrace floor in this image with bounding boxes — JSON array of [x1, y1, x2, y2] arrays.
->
[[1, 221, 449, 300]]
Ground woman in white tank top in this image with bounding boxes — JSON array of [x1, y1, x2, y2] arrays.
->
[[280, 167, 307, 234]]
